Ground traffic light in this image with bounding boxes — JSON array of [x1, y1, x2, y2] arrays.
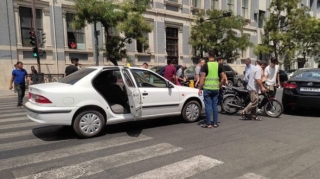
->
[[38, 30, 46, 46], [29, 31, 36, 46], [32, 48, 38, 58]]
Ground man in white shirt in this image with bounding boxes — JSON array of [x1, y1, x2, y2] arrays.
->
[[258, 57, 280, 112], [243, 58, 252, 88], [194, 59, 205, 88], [242, 60, 267, 121]]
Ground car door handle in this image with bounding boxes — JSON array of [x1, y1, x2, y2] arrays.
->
[[142, 93, 148, 96]]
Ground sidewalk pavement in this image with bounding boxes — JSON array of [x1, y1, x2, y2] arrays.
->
[[0, 89, 28, 98]]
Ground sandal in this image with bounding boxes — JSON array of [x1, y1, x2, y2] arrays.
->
[[252, 117, 262, 121], [213, 124, 219, 128], [201, 124, 212, 128], [241, 111, 246, 119]]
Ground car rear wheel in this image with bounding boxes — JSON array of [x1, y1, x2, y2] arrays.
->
[[73, 110, 105, 138], [182, 100, 201, 122]]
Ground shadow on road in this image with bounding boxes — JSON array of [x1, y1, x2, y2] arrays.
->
[[32, 126, 77, 141]]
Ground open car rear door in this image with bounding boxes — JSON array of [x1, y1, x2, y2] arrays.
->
[[120, 68, 142, 119]]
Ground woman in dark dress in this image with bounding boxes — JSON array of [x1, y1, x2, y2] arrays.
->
[[30, 66, 38, 84]]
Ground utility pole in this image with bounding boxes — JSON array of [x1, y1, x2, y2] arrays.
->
[[94, 21, 99, 66], [32, 0, 41, 73]]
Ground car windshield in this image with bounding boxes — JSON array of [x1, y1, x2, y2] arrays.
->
[[292, 70, 320, 81], [59, 68, 96, 85], [286, 69, 296, 73]]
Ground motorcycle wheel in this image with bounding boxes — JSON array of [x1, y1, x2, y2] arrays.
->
[[263, 98, 283, 118], [223, 95, 241, 115]]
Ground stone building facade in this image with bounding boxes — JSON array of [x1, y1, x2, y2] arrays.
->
[[0, 0, 319, 89]]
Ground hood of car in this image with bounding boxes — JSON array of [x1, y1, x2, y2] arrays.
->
[[175, 85, 199, 93]]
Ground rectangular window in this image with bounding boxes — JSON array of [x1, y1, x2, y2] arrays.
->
[[66, 13, 86, 50], [310, 0, 314, 8], [137, 33, 149, 53], [166, 27, 179, 64], [258, 11, 265, 28], [211, 0, 219, 10], [242, 0, 248, 18], [192, 0, 201, 8], [19, 7, 43, 47], [227, 0, 234, 11]]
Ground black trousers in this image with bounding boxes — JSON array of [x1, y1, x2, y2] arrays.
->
[[14, 84, 26, 105]]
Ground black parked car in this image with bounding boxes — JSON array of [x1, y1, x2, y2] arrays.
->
[[282, 68, 320, 112]]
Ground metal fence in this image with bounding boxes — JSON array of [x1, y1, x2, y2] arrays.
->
[[29, 73, 65, 84]]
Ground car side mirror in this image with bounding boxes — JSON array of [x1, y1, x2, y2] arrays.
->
[[166, 81, 174, 88]]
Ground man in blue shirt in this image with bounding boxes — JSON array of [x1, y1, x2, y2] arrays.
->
[[243, 58, 252, 88], [9, 62, 32, 107]]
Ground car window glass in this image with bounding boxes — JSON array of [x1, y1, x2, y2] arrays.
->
[[293, 71, 320, 80], [60, 68, 96, 85], [223, 65, 232, 71], [123, 70, 135, 87], [185, 66, 195, 73], [130, 69, 167, 88]]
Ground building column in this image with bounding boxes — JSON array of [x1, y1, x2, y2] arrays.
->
[[13, 5, 22, 47], [43, 8, 52, 48]]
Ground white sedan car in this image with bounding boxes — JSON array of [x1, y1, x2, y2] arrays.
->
[[25, 66, 204, 138]]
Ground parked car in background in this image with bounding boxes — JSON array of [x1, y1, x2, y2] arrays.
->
[[282, 68, 320, 112], [150, 66, 164, 73], [285, 69, 297, 79], [278, 69, 288, 86], [25, 66, 204, 138]]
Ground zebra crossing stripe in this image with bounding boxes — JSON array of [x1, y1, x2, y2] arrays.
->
[[0, 107, 25, 112], [0, 138, 65, 152], [16, 143, 182, 179], [237, 173, 269, 179], [0, 134, 152, 171], [126, 155, 223, 179], [0, 121, 38, 130], [0, 117, 28, 123], [0, 112, 26, 118], [0, 126, 58, 140]]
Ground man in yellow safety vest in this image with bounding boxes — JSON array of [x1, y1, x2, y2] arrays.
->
[[198, 50, 226, 128]]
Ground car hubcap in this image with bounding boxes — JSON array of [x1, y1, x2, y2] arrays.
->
[[80, 113, 101, 134], [186, 103, 199, 120]]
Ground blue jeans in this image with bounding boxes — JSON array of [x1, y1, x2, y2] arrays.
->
[[203, 89, 219, 125]]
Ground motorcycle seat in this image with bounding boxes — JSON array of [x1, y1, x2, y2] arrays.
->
[[231, 87, 248, 94]]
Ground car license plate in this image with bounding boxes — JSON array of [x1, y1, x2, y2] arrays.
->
[[300, 87, 320, 92]]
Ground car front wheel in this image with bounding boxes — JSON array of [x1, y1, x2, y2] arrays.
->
[[73, 110, 105, 138], [182, 100, 201, 122]]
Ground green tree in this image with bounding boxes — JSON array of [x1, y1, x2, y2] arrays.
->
[[254, 0, 310, 66], [294, 17, 320, 63], [72, 0, 153, 66], [189, 10, 253, 63]]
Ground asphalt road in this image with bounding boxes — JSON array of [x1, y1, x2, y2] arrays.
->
[[1, 91, 320, 179]]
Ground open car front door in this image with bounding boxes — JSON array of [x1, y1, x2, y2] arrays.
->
[[120, 68, 142, 119]]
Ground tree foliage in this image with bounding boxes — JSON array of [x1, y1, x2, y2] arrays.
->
[[254, 0, 312, 66], [72, 0, 152, 66], [189, 10, 253, 63]]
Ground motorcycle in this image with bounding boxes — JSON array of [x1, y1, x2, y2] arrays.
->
[[222, 87, 283, 118]]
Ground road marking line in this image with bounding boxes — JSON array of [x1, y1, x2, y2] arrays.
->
[[0, 112, 26, 118], [126, 155, 223, 179], [237, 173, 269, 179], [0, 117, 29, 123], [16, 143, 182, 179], [0, 107, 25, 112], [0, 138, 65, 152], [0, 122, 38, 130], [0, 126, 56, 140], [0, 134, 152, 171]]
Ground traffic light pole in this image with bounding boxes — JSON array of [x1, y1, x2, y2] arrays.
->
[[32, 0, 41, 73]]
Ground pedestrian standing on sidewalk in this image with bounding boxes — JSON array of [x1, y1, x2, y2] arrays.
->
[[30, 66, 38, 84], [198, 50, 226, 128], [9, 62, 32, 107], [241, 60, 266, 121], [65, 57, 79, 76]]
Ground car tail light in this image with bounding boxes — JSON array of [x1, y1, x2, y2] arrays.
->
[[35, 94, 52, 103], [283, 82, 297, 89], [28, 92, 32, 99]]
